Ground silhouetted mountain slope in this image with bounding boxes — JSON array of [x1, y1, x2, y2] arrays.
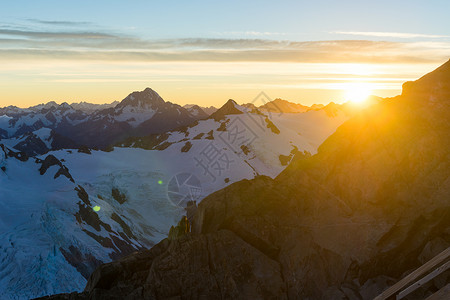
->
[[259, 98, 311, 113], [45, 60, 450, 299], [183, 104, 217, 116]]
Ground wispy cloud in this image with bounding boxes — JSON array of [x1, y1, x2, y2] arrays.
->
[[27, 19, 93, 27], [332, 31, 449, 39], [0, 23, 448, 64], [0, 28, 115, 39], [214, 31, 288, 37]]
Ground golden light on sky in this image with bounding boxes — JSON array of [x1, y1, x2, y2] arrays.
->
[[344, 83, 372, 104], [0, 60, 442, 108], [0, 1, 449, 108]]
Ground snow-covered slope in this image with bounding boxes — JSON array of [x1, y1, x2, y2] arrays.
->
[[0, 96, 349, 299], [0, 145, 183, 299], [121, 99, 349, 180]]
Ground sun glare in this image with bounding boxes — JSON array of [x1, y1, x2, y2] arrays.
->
[[344, 82, 372, 104]]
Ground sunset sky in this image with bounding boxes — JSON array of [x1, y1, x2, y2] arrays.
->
[[0, 0, 449, 108]]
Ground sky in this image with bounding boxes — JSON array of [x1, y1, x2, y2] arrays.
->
[[0, 0, 449, 108]]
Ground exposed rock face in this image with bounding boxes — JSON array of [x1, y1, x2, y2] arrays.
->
[[41, 60, 450, 299], [180, 141, 192, 152], [111, 187, 127, 204], [38, 154, 74, 182], [13, 132, 49, 156], [210, 99, 244, 120]]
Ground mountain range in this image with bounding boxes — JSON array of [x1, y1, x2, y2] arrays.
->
[[37, 60, 450, 299], [0, 87, 352, 299], [0, 88, 205, 150]]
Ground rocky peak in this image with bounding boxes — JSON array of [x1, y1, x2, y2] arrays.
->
[[59, 102, 72, 109], [0, 105, 24, 115], [116, 88, 165, 110], [209, 99, 244, 120], [183, 104, 217, 115], [259, 98, 312, 113], [186, 105, 209, 119], [30, 101, 59, 111]]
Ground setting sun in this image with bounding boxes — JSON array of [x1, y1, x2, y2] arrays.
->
[[344, 82, 372, 104]]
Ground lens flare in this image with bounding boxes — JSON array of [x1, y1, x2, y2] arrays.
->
[[344, 82, 372, 104]]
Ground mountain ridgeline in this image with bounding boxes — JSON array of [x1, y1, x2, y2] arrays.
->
[[0, 88, 206, 150], [42, 60, 450, 299]]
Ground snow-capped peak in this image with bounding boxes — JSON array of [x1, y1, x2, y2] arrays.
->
[[30, 101, 60, 111], [116, 88, 165, 110], [186, 105, 208, 119]]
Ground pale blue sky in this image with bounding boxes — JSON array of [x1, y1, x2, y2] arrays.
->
[[0, 0, 449, 107], [2, 0, 449, 41]]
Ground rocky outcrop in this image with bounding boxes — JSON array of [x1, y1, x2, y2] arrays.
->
[[111, 187, 127, 204], [180, 141, 192, 152], [38, 154, 74, 182], [0, 144, 28, 161]]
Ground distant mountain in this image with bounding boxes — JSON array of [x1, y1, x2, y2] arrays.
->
[[209, 99, 245, 119], [0, 91, 343, 154], [0, 88, 205, 150], [52, 61, 450, 299], [183, 104, 217, 115], [0, 102, 89, 139], [0, 128, 78, 156], [184, 105, 209, 119], [258, 98, 311, 113], [255, 98, 330, 114], [70, 101, 119, 113]]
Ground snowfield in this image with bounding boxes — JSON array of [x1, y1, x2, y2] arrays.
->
[[0, 99, 349, 299]]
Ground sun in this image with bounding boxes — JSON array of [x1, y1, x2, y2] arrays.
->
[[344, 83, 372, 104]]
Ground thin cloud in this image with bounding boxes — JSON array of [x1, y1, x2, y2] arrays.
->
[[0, 23, 448, 64], [332, 31, 449, 39], [27, 19, 93, 26], [214, 31, 288, 37], [0, 28, 115, 39], [0, 42, 446, 64]]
